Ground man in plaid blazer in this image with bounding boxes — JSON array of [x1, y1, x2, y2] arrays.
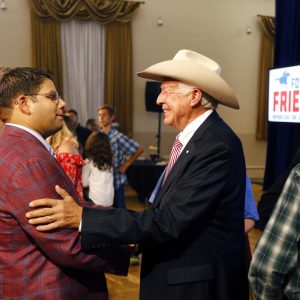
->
[[0, 67, 129, 300]]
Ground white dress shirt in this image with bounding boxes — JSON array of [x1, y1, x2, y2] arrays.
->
[[177, 109, 213, 153]]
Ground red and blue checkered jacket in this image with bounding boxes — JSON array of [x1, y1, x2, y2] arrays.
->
[[0, 126, 129, 300]]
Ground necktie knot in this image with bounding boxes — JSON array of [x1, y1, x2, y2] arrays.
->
[[163, 137, 183, 183], [173, 138, 182, 150]]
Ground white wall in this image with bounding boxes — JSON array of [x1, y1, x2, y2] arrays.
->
[[132, 0, 274, 177], [0, 0, 275, 177], [0, 0, 31, 67]]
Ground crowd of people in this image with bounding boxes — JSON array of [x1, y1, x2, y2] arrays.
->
[[0, 50, 298, 300], [42, 105, 143, 208]]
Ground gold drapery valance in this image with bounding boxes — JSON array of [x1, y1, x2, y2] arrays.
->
[[30, 0, 143, 135], [258, 15, 275, 39], [256, 15, 275, 140], [31, 0, 142, 24]]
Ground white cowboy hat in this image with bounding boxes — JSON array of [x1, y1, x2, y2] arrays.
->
[[137, 49, 239, 109]]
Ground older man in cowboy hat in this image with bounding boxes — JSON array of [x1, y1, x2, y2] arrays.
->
[[26, 50, 248, 300]]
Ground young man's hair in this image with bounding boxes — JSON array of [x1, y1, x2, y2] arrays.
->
[[0, 67, 53, 109], [0, 66, 11, 81], [98, 105, 115, 117]]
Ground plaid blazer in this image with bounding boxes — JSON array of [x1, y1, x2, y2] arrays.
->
[[0, 126, 129, 300]]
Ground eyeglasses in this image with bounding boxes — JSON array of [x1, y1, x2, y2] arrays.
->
[[25, 91, 61, 102]]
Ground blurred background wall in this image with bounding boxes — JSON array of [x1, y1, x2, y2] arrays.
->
[[0, 0, 275, 178]]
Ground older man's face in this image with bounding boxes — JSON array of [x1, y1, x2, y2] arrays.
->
[[156, 81, 192, 131]]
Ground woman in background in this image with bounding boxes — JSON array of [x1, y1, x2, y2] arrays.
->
[[83, 131, 114, 206], [47, 115, 85, 201]]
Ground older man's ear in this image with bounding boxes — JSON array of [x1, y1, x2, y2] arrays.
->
[[190, 89, 202, 108]]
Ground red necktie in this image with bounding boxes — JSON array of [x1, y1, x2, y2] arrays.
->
[[163, 137, 183, 184]]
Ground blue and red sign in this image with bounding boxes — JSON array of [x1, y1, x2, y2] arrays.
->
[[268, 65, 300, 123]]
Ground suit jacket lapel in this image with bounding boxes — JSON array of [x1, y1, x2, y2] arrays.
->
[[153, 142, 196, 207], [153, 111, 221, 208]]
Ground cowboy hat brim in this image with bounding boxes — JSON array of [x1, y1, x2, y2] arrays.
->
[[137, 60, 239, 109]]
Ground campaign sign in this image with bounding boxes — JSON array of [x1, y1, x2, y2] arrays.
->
[[268, 65, 300, 123]]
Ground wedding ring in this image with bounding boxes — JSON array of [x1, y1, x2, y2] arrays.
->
[[48, 216, 53, 223]]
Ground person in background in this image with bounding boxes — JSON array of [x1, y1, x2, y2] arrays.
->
[[249, 163, 300, 299], [65, 108, 92, 151], [82, 131, 114, 206], [244, 176, 259, 234], [244, 176, 259, 300], [26, 50, 249, 300], [98, 105, 143, 208], [85, 118, 98, 132], [0, 67, 129, 299], [256, 146, 300, 231], [47, 115, 85, 201]]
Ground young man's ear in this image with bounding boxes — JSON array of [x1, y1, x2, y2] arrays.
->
[[16, 95, 31, 115], [190, 89, 202, 108]]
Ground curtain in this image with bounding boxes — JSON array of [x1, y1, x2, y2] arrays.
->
[[30, 0, 142, 134], [263, 0, 300, 190], [30, 0, 142, 23], [256, 16, 275, 140], [104, 22, 133, 136], [61, 20, 105, 124], [31, 12, 63, 95]]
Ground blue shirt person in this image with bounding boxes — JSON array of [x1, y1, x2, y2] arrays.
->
[[98, 105, 143, 208], [244, 176, 259, 233]]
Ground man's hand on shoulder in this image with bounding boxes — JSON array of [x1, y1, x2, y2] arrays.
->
[[26, 185, 83, 231]]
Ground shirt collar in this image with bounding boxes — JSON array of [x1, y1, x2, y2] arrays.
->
[[6, 123, 54, 155], [178, 109, 213, 150], [104, 127, 116, 137]]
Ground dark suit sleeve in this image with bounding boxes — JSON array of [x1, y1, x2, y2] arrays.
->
[[81, 140, 244, 249], [8, 156, 129, 275]]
